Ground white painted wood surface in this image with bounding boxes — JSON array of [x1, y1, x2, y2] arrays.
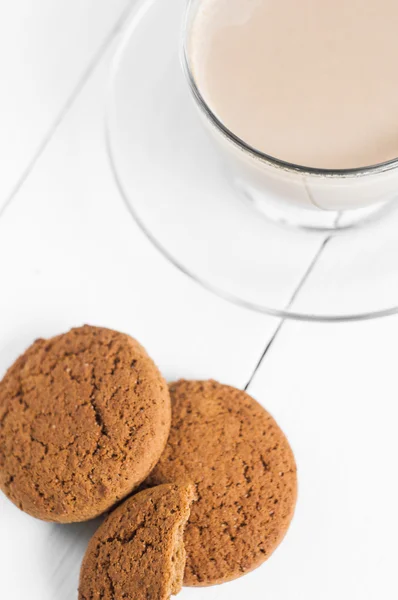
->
[[0, 0, 131, 207], [248, 317, 398, 599], [0, 2, 397, 599]]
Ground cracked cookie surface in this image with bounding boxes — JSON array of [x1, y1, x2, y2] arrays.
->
[[79, 483, 195, 600], [146, 380, 297, 586], [0, 325, 170, 522]]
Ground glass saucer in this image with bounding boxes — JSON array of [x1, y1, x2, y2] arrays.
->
[[106, 0, 398, 322]]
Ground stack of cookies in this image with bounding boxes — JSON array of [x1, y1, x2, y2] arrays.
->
[[0, 325, 297, 599]]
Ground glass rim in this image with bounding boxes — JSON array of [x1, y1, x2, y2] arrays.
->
[[182, 0, 398, 179]]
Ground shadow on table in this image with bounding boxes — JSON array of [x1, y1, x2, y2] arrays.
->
[[46, 517, 103, 600]]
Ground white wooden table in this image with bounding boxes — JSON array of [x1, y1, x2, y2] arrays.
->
[[1, 3, 397, 599]]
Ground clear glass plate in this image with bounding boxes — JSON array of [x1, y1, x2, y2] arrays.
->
[[106, 0, 398, 322]]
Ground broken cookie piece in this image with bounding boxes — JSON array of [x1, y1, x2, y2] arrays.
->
[[79, 483, 195, 600]]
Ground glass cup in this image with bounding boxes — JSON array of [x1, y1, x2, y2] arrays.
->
[[182, 0, 398, 231]]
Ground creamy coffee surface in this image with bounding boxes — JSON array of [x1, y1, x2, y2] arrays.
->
[[189, 0, 398, 169]]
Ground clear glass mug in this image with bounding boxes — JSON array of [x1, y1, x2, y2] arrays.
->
[[182, 0, 398, 231]]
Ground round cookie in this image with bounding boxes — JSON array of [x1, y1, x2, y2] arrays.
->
[[147, 380, 297, 586], [0, 325, 171, 522], [79, 483, 196, 600]]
